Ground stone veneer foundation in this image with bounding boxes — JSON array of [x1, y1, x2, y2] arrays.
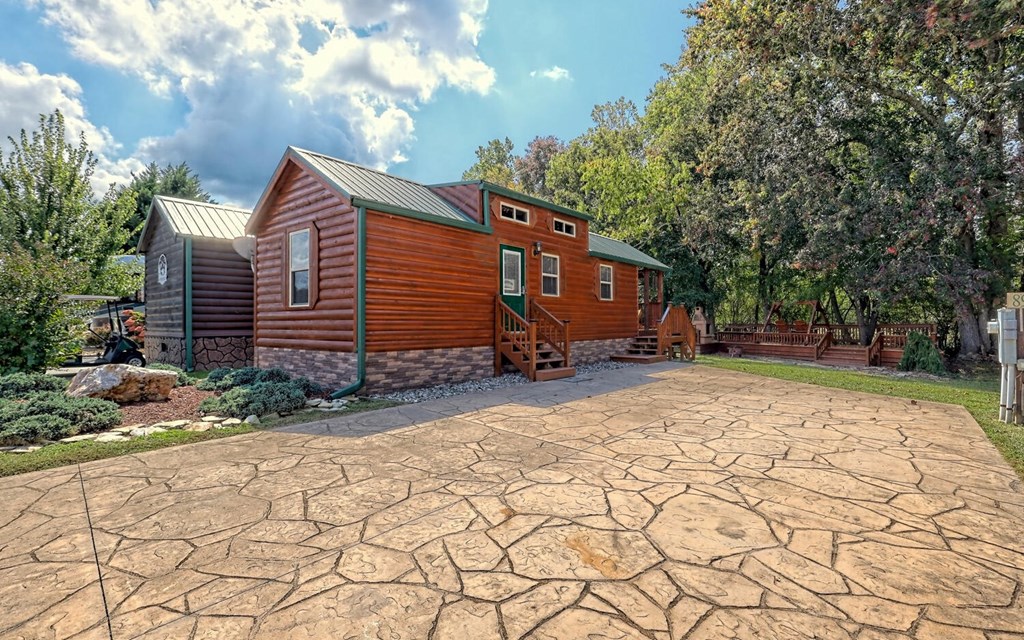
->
[[256, 338, 634, 394], [256, 346, 358, 390], [363, 346, 494, 394], [193, 337, 253, 369], [146, 336, 185, 368], [147, 336, 253, 370], [570, 337, 634, 365]]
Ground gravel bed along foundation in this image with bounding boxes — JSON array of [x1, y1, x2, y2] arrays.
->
[[372, 360, 638, 404]]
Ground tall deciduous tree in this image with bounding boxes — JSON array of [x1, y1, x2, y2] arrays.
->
[[0, 110, 137, 369], [514, 136, 565, 199], [0, 110, 135, 281], [462, 137, 517, 188]]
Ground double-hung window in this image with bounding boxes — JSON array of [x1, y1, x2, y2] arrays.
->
[[288, 229, 310, 307], [541, 254, 560, 296], [599, 264, 614, 301]]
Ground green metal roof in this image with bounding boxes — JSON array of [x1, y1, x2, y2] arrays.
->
[[588, 233, 669, 271], [291, 147, 475, 224], [138, 196, 251, 252]]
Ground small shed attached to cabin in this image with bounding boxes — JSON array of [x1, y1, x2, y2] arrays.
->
[[137, 195, 254, 370]]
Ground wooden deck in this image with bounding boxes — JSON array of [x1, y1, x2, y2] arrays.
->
[[713, 324, 936, 367]]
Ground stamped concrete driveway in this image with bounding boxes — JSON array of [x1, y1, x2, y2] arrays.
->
[[2, 364, 1024, 640]]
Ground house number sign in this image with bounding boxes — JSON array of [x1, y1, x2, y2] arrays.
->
[[1008, 292, 1024, 309]]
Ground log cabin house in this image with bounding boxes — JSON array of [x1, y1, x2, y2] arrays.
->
[[137, 195, 254, 370], [245, 147, 695, 394]]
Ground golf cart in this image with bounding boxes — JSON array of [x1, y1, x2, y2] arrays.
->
[[62, 295, 146, 367]]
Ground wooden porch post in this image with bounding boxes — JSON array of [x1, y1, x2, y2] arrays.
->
[[657, 271, 665, 312]]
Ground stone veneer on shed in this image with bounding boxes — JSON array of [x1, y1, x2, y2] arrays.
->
[[147, 337, 253, 370]]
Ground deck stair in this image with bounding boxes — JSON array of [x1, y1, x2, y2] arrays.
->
[[816, 344, 870, 367], [613, 334, 668, 364], [495, 297, 575, 382], [613, 304, 697, 364]]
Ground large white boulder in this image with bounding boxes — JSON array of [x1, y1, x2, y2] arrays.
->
[[66, 364, 177, 403]]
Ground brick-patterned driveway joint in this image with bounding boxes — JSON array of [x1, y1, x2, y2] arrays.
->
[[2, 364, 1023, 639]]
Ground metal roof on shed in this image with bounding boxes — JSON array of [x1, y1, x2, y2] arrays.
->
[[138, 196, 251, 251], [291, 147, 474, 224], [588, 233, 669, 271]]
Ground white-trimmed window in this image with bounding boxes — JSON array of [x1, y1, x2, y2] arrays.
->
[[288, 229, 310, 306], [553, 218, 576, 237], [541, 254, 560, 296], [599, 264, 614, 301], [499, 202, 529, 225]]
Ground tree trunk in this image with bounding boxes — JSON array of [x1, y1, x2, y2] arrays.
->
[[957, 302, 985, 357], [853, 295, 878, 346], [828, 289, 845, 325]]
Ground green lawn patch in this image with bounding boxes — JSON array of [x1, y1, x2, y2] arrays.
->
[[697, 355, 1024, 478], [0, 398, 402, 478]]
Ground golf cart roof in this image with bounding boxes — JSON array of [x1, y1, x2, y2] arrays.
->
[[62, 295, 121, 302]]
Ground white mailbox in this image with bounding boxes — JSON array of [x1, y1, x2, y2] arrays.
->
[[997, 308, 1018, 365]]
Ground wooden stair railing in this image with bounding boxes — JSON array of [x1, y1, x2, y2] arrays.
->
[[495, 296, 574, 381], [866, 332, 882, 366], [495, 297, 536, 379], [530, 298, 570, 368], [656, 304, 698, 361], [814, 333, 831, 361]]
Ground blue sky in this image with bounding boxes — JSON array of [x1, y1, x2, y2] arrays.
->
[[0, 1, 691, 206]]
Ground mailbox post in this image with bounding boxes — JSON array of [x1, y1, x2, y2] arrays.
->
[[991, 297, 1024, 424]]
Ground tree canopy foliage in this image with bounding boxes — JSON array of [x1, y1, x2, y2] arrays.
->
[[0, 110, 138, 369], [121, 161, 213, 249], [467, 1, 1023, 356]]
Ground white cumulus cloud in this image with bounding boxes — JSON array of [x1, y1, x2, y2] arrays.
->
[[25, 0, 496, 202], [0, 61, 144, 192], [529, 66, 571, 81]]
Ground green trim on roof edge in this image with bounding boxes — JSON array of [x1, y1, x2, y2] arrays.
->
[[483, 183, 593, 221], [427, 179, 594, 222], [589, 250, 669, 272], [354, 198, 493, 234]]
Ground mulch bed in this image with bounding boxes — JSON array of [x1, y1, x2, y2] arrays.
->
[[118, 386, 216, 426]]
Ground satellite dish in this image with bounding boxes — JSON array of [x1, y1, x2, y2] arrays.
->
[[232, 236, 256, 272]]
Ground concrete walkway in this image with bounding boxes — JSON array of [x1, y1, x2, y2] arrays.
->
[[2, 364, 1023, 639]]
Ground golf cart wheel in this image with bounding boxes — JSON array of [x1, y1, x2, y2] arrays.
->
[[122, 352, 146, 367]]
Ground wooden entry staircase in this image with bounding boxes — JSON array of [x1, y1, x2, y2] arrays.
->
[[614, 304, 698, 364], [495, 297, 576, 382]]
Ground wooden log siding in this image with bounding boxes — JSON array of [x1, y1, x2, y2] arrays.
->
[[253, 163, 357, 352], [485, 192, 638, 342], [365, 211, 494, 351], [143, 212, 185, 338], [429, 184, 483, 223], [362, 193, 641, 353], [191, 238, 253, 337]]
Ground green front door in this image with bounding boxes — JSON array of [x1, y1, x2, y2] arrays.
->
[[500, 245, 526, 318]]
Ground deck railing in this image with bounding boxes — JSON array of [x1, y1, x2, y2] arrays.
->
[[657, 304, 697, 361], [717, 331, 821, 346], [530, 298, 570, 367]]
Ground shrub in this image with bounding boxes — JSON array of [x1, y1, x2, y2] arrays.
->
[[898, 332, 945, 376], [0, 392, 121, 435], [147, 363, 191, 387], [198, 367, 294, 392], [0, 372, 66, 399], [0, 415, 73, 445], [199, 380, 307, 418], [291, 376, 327, 397], [197, 367, 261, 391]]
